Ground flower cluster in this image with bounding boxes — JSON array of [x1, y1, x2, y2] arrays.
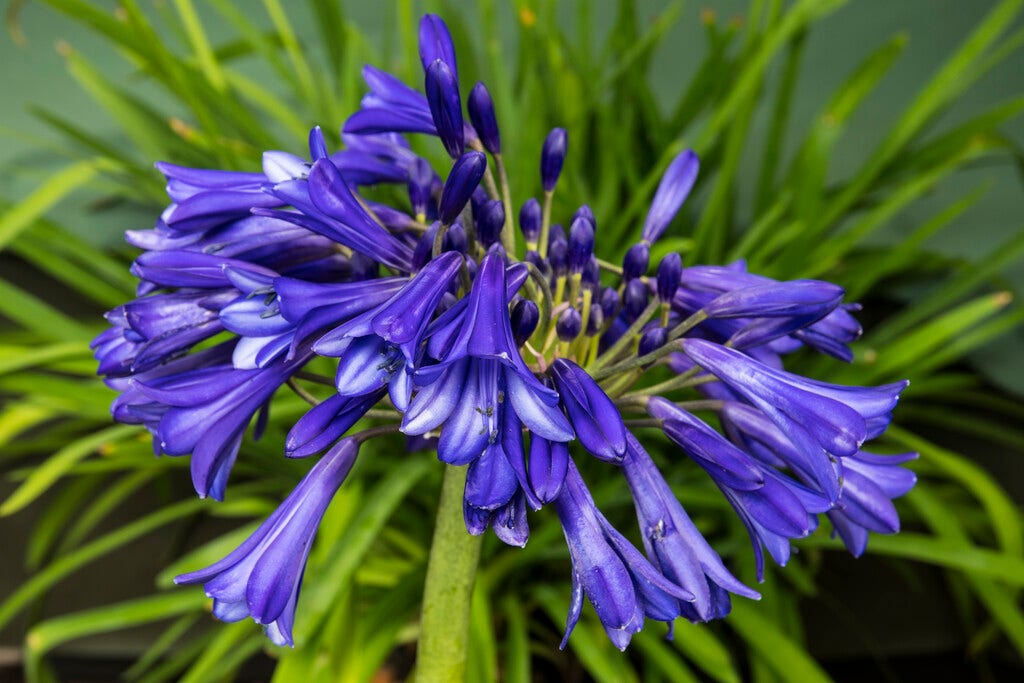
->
[[94, 14, 916, 650]]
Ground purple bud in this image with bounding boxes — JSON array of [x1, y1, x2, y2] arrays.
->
[[308, 126, 329, 161], [582, 256, 600, 287], [642, 150, 699, 243], [586, 303, 604, 335], [476, 199, 505, 247], [511, 299, 540, 346], [425, 60, 464, 159], [568, 216, 595, 274], [656, 253, 682, 301], [444, 222, 467, 253], [704, 280, 845, 319], [528, 436, 569, 504], [572, 204, 595, 227], [439, 152, 486, 225], [556, 308, 582, 341], [624, 279, 649, 319], [413, 222, 441, 269], [550, 359, 627, 462], [469, 186, 488, 216], [622, 242, 650, 280], [407, 157, 436, 217], [468, 82, 501, 154], [600, 287, 620, 320], [524, 250, 549, 278], [541, 128, 567, 192], [418, 14, 458, 76], [639, 326, 668, 356], [548, 223, 566, 247], [548, 239, 568, 277], [520, 198, 541, 245]]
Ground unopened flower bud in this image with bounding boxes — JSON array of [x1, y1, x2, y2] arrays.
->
[[425, 59, 464, 158], [520, 198, 541, 246], [476, 199, 505, 247], [656, 253, 682, 302], [586, 303, 604, 335], [407, 157, 435, 217], [418, 14, 458, 76], [582, 256, 600, 287], [541, 128, 567, 192], [511, 299, 540, 346], [624, 279, 649, 319], [548, 239, 568, 277], [568, 216, 595, 274], [642, 149, 699, 243], [444, 222, 467, 253], [468, 82, 501, 154], [439, 152, 486, 225], [556, 307, 582, 341], [623, 243, 650, 280], [572, 204, 595, 226], [600, 287, 620, 320], [639, 326, 668, 356]]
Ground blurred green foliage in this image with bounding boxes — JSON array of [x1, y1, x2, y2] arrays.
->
[[1, 0, 1023, 681]]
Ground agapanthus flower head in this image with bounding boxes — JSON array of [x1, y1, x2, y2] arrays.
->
[[96, 10, 915, 653]]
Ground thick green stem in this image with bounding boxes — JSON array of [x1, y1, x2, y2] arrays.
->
[[416, 464, 482, 683]]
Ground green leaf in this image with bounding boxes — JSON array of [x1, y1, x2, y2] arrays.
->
[[23, 591, 209, 682], [802, 533, 1024, 585], [173, 0, 226, 92], [0, 489, 264, 631], [0, 343, 90, 377], [123, 613, 202, 682], [807, 0, 1023, 235], [178, 620, 263, 683], [0, 160, 100, 252], [728, 601, 832, 683], [633, 628, 700, 683], [536, 586, 640, 683], [1, 424, 139, 516], [502, 596, 531, 683], [0, 277, 92, 341], [294, 457, 433, 641], [857, 291, 1012, 381], [669, 621, 743, 683]]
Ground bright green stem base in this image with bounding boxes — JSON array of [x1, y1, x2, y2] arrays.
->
[[416, 464, 483, 683]]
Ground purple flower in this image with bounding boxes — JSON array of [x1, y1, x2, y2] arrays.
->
[[418, 14, 458, 76], [439, 152, 486, 224], [828, 450, 917, 556], [554, 461, 694, 650], [312, 251, 463, 410], [681, 338, 907, 464], [649, 398, 829, 578], [425, 60, 464, 159], [541, 128, 567, 192], [550, 359, 626, 462], [622, 433, 760, 621], [402, 251, 572, 466], [641, 150, 699, 244], [175, 437, 361, 646], [96, 12, 917, 652], [468, 82, 501, 154], [135, 351, 311, 500]]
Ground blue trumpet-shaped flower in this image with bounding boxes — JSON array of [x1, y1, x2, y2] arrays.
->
[[176, 437, 361, 646], [554, 461, 694, 650], [649, 397, 830, 578], [622, 433, 760, 621]]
